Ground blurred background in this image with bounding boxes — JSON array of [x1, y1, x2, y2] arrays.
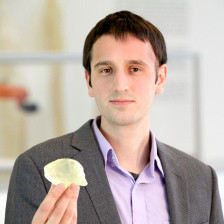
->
[[0, 0, 224, 222]]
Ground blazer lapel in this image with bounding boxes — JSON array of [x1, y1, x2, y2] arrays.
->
[[70, 120, 121, 224], [157, 140, 190, 224]]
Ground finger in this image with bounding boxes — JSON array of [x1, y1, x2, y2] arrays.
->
[[46, 184, 79, 224], [45, 184, 57, 220], [48, 184, 56, 194], [59, 196, 77, 224], [71, 211, 78, 224], [59, 184, 80, 224], [32, 184, 66, 224]]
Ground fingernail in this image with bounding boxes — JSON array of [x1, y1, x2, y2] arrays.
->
[[69, 184, 78, 193], [56, 183, 65, 192]]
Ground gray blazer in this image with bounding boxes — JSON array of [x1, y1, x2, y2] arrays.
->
[[5, 120, 224, 224]]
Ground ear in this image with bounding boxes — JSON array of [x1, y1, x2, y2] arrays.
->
[[155, 64, 167, 95], [85, 70, 94, 97]]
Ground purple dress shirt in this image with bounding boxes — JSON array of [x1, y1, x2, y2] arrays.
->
[[92, 116, 170, 224]]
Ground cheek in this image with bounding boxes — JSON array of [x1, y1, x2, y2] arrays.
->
[[91, 86, 105, 102], [136, 80, 156, 97], [92, 78, 111, 97]]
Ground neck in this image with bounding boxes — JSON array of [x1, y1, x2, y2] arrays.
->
[[99, 116, 151, 174]]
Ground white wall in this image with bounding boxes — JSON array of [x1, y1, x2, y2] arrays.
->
[[188, 0, 224, 167]]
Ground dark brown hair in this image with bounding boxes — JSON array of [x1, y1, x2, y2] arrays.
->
[[83, 11, 167, 82]]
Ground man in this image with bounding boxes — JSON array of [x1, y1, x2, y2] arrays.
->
[[5, 11, 223, 224]]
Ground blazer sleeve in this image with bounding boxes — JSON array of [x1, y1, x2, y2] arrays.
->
[[5, 153, 48, 224], [209, 166, 224, 224]]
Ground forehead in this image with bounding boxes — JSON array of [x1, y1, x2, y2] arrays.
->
[[91, 34, 157, 65]]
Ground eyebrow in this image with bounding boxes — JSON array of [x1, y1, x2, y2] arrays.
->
[[94, 61, 112, 69], [94, 60, 148, 69], [128, 60, 148, 67]]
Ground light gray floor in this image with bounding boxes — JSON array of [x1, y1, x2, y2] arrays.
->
[[1, 172, 224, 224]]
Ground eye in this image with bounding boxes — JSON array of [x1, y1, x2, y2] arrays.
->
[[101, 68, 112, 73], [131, 67, 141, 72]]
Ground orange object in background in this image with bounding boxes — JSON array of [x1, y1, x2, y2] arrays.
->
[[0, 84, 28, 105]]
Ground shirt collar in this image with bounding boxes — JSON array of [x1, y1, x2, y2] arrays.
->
[[92, 116, 164, 177], [148, 130, 164, 177], [92, 116, 112, 165]]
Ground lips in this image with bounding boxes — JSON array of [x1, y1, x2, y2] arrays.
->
[[110, 99, 134, 106]]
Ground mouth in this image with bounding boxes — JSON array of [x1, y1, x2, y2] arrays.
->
[[110, 99, 134, 106]]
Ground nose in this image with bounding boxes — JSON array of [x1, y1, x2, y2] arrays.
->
[[113, 70, 129, 92]]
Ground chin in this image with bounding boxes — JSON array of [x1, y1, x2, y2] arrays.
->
[[106, 114, 139, 126]]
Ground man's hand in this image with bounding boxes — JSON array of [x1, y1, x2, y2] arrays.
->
[[32, 183, 80, 224]]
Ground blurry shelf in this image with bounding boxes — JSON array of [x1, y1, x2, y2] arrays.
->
[[0, 52, 199, 64], [168, 52, 199, 59], [0, 53, 82, 63]]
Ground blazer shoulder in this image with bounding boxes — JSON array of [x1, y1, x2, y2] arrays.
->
[[24, 119, 94, 161], [25, 132, 75, 158], [157, 140, 211, 174]]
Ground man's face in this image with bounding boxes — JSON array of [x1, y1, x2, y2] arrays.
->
[[85, 34, 167, 127]]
